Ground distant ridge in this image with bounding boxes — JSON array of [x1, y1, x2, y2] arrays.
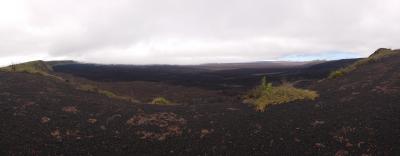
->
[[0, 60, 52, 74], [45, 60, 77, 66], [194, 60, 325, 70], [328, 48, 400, 79], [0, 60, 67, 81]]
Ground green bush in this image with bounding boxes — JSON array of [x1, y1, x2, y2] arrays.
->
[[150, 97, 172, 105], [244, 78, 318, 111], [245, 76, 272, 99]]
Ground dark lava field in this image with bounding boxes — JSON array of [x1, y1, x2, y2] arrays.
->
[[1, 50, 399, 155]]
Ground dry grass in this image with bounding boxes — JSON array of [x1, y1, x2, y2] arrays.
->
[[77, 84, 137, 102], [244, 77, 318, 111], [150, 97, 172, 105]]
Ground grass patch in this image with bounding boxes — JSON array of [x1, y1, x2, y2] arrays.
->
[[329, 48, 399, 79], [244, 77, 318, 111], [77, 84, 98, 92], [150, 97, 172, 105], [77, 84, 137, 103]]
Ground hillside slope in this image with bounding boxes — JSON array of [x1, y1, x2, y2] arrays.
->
[[309, 49, 400, 155], [0, 60, 66, 81]]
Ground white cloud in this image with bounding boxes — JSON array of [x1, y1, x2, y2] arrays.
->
[[0, 0, 400, 65]]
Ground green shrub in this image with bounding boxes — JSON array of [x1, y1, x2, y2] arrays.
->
[[244, 78, 318, 111], [150, 97, 172, 105], [260, 76, 272, 93], [244, 77, 272, 99]]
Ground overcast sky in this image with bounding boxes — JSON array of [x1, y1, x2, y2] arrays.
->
[[1, 0, 400, 66]]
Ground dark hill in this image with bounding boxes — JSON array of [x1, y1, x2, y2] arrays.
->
[[52, 59, 358, 90], [309, 49, 400, 155], [194, 61, 318, 70], [0, 60, 52, 75]]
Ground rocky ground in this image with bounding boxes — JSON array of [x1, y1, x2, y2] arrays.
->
[[0, 52, 399, 155]]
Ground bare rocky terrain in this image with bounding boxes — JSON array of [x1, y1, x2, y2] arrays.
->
[[0, 50, 399, 155]]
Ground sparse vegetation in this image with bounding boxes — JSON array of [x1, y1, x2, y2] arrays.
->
[[329, 48, 399, 79], [244, 77, 318, 111], [0, 60, 52, 75], [329, 70, 345, 79], [77, 84, 98, 92], [0, 60, 65, 80], [150, 97, 172, 105], [1, 60, 138, 103], [77, 84, 137, 102]]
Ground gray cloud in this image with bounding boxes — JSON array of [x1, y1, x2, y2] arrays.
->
[[1, 0, 400, 65]]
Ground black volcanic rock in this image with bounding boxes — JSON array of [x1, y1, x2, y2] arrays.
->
[[1, 50, 400, 155]]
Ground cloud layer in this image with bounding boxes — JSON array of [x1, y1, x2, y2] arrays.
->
[[1, 0, 400, 65]]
